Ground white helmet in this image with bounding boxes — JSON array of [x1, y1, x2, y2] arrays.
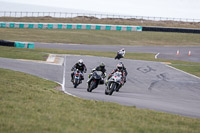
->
[[121, 48, 125, 51], [78, 59, 83, 66]]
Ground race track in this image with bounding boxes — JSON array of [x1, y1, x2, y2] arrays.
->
[[1, 54, 200, 118], [35, 43, 200, 63]]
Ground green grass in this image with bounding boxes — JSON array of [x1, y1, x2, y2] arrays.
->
[[0, 68, 200, 133], [1, 28, 200, 46], [0, 46, 48, 61]]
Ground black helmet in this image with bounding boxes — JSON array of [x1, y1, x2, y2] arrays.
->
[[100, 62, 105, 69]]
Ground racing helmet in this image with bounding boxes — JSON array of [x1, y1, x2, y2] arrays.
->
[[121, 48, 125, 51], [100, 62, 105, 69], [117, 63, 123, 70], [78, 59, 83, 66], [119, 62, 124, 67]]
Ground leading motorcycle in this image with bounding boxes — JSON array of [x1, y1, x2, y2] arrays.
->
[[72, 69, 83, 88]]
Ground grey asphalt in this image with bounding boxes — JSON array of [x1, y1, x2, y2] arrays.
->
[[1, 55, 200, 118], [0, 58, 63, 84], [35, 42, 200, 63], [64, 55, 200, 118]]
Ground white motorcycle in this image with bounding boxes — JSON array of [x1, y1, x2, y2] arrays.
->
[[105, 71, 123, 95]]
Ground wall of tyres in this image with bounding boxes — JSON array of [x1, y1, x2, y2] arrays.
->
[[0, 40, 34, 48], [1, 22, 199, 33], [142, 26, 200, 34], [0, 22, 143, 32]]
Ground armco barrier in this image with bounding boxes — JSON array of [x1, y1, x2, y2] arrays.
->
[[0, 22, 143, 32]]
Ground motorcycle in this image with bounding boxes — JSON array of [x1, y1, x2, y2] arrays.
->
[[105, 71, 123, 95], [115, 54, 123, 60], [72, 69, 83, 88], [87, 71, 105, 92]]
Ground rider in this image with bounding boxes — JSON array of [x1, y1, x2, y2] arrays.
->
[[115, 48, 125, 60], [106, 63, 127, 85], [87, 63, 106, 87], [119, 62, 128, 81], [71, 59, 87, 82]]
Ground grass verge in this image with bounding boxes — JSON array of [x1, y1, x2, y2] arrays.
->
[[0, 46, 48, 61], [0, 28, 200, 46], [0, 68, 200, 133]]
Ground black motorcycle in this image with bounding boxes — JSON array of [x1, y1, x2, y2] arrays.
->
[[115, 53, 123, 60], [87, 71, 104, 92]]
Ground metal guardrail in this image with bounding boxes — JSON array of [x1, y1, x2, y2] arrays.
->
[[0, 11, 200, 22]]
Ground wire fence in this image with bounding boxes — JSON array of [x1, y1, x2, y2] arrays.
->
[[0, 11, 200, 22]]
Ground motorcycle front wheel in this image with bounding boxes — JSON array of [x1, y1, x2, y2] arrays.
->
[[105, 82, 116, 95], [87, 81, 96, 92], [74, 79, 79, 88]]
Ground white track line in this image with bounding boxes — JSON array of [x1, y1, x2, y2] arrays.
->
[[62, 56, 66, 91], [155, 53, 160, 59], [62, 56, 76, 97]]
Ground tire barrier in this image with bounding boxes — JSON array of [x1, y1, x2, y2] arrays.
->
[[0, 40, 34, 49], [0, 40, 15, 47], [0, 22, 143, 32], [142, 26, 200, 34], [1, 22, 199, 34]]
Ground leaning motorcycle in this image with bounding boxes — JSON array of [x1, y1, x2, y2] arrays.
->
[[105, 71, 123, 95], [87, 71, 105, 92], [72, 69, 82, 88]]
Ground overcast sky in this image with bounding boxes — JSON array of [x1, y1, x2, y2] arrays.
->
[[1, 0, 200, 19]]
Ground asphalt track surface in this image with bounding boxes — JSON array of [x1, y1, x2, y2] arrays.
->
[[1, 54, 200, 118], [35, 43, 200, 63]]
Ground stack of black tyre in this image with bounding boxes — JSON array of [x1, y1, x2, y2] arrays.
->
[[0, 40, 15, 47]]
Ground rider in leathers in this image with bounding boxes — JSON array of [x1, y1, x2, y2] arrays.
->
[[87, 63, 106, 88], [107, 63, 127, 85], [115, 48, 126, 60], [71, 59, 87, 82]]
